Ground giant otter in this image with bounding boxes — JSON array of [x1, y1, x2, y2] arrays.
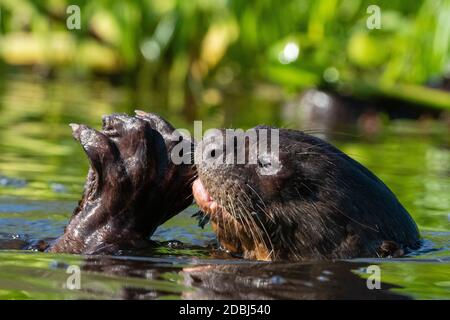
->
[[193, 127, 420, 261], [49, 112, 420, 260], [49, 112, 195, 254]]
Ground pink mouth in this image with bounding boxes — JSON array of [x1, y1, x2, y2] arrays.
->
[[192, 178, 219, 214]]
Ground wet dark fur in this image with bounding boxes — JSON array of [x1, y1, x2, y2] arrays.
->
[[49, 112, 195, 254], [196, 127, 421, 260]]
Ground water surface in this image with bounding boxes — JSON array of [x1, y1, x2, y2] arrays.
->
[[0, 74, 449, 299]]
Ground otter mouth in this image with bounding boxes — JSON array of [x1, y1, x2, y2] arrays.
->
[[192, 177, 273, 260], [192, 178, 240, 228], [192, 178, 220, 215]]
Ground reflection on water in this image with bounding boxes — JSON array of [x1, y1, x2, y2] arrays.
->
[[0, 74, 449, 299], [0, 251, 416, 300]]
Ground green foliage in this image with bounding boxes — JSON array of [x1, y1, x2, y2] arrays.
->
[[0, 0, 449, 109]]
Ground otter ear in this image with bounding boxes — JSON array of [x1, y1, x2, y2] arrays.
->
[[70, 123, 118, 173]]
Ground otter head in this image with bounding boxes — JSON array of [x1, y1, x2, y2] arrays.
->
[[50, 111, 195, 254], [193, 127, 419, 261], [193, 126, 290, 260]]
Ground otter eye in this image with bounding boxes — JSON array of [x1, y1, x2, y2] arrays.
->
[[257, 153, 282, 175], [257, 157, 271, 168], [202, 141, 223, 164]]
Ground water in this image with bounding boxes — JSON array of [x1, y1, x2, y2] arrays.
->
[[0, 73, 449, 299]]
